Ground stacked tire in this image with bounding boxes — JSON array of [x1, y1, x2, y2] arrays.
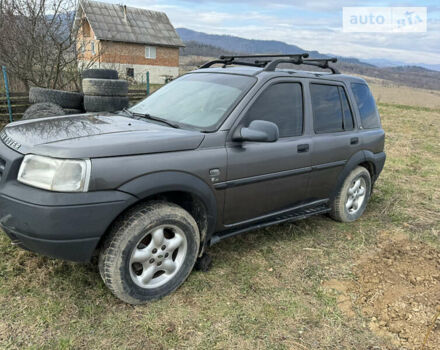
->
[[22, 102, 66, 120], [82, 69, 129, 113], [24, 87, 84, 120]]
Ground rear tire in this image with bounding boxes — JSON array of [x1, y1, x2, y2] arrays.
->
[[99, 201, 200, 304], [329, 166, 371, 222]]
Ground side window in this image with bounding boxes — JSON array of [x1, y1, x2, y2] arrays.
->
[[242, 83, 303, 138], [310, 84, 343, 133], [351, 83, 381, 129], [339, 87, 354, 130]]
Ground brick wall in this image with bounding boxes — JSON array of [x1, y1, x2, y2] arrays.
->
[[99, 42, 179, 67]]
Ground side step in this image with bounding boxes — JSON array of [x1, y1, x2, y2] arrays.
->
[[210, 204, 330, 245]]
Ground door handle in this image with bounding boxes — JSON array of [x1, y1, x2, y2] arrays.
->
[[297, 144, 309, 153], [350, 137, 359, 145]]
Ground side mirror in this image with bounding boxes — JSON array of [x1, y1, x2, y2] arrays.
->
[[233, 120, 279, 142]]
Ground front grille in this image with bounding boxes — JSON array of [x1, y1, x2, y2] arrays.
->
[[0, 158, 6, 180]]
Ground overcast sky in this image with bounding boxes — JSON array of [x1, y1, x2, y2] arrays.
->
[[103, 0, 440, 65]]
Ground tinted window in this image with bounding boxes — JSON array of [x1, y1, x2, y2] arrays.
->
[[339, 87, 354, 130], [242, 83, 303, 138], [310, 84, 343, 133], [351, 83, 380, 129]]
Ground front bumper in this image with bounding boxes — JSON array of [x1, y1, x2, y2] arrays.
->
[[0, 187, 137, 262], [0, 140, 137, 262], [2, 225, 101, 262]]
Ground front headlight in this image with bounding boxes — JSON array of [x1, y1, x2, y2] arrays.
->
[[17, 155, 91, 192]]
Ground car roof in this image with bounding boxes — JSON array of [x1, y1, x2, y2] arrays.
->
[[191, 66, 367, 84]]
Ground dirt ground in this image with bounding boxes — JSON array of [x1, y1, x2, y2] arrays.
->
[[324, 232, 440, 350]]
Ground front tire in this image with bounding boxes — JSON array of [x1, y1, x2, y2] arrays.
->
[[330, 166, 371, 222], [99, 201, 200, 304]]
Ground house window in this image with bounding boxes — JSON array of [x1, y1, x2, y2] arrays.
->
[[126, 68, 134, 78], [145, 46, 156, 59], [91, 41, 96, 55]]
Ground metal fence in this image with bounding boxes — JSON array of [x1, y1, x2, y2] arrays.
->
[[0, 89, 148, 123]]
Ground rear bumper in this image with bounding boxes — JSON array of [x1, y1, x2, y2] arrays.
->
[[370, 151, 386, 181], [0, 186, 137, 262]]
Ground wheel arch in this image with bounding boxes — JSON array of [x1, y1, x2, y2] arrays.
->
[[330, 151, 375, 201], [96, 171, 217, 257]]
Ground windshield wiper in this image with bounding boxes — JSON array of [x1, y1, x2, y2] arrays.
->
[[121, 108, 180, 129]]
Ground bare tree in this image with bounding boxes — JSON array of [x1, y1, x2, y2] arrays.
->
[[0, 0, 99, 91]]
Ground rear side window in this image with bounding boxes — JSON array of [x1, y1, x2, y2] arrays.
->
[[242, 83, 303, 137], [310, 84, 355, 133], [351, 83, 381, 129]]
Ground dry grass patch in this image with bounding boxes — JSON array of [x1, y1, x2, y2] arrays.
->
[[0, 101, 439, 349]]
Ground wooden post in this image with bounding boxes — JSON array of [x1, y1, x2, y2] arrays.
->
[[146, 71, 150, 96]]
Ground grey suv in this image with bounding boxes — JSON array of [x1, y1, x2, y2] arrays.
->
[[0, 54, 385, 304]]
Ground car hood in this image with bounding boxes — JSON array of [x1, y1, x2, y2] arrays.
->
[[1, 113, 205, 158]]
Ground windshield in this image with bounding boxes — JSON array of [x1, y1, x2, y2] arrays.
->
[[130, 73, 256, 131]]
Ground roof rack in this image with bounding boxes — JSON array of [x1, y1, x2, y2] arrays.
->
[[199, 53, 340, 74], [219, 54, 308, 60], [302, 58, 340, 74], [199, 53, 308, 69]]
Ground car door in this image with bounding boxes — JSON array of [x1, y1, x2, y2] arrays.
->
[[307, 81, 363, 200], [223, 80, 312, 225]]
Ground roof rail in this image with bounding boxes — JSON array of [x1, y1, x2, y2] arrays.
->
[[199, 53, 341, 74]]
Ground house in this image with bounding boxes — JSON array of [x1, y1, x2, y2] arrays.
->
[[74, 0, 184, 84]]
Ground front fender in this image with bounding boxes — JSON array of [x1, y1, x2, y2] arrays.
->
[[118, 171, 217, 236]]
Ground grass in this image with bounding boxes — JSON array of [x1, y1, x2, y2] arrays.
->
[[129, 83, 163, 93], [0, 99, 439, 349]]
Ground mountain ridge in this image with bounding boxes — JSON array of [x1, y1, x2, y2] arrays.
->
[[177, 28, 439, 72], [177, 28, 440, 91]]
